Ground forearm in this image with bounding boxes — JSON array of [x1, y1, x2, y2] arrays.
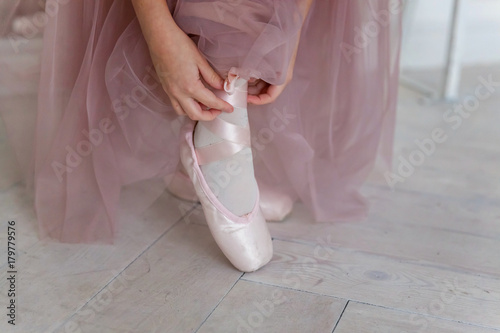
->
[[131, 0, 180, 55], [131, 0, 231, 119]]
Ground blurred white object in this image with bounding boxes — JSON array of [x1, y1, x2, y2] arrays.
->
[[442, 0, 465, 100], [401, 0, 465, 101], [11, 12, 46, 38]]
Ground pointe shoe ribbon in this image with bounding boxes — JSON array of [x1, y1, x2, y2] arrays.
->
[[195, 75, 250, 165], [194, 116, 250, 165]]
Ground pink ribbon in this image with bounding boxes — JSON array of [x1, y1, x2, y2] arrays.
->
[[195, 76, 250, 165]]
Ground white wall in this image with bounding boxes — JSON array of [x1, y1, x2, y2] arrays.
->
[[401, 0, 500, 69]]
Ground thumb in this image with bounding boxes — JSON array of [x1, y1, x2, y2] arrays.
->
[[199, 60, 224, 90]]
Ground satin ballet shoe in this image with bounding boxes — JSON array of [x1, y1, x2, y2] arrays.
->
[[257, 183, 294, 221], [179, 119, 273, 272], [163, 163, 199, 202], [164, 165, 294, 221]]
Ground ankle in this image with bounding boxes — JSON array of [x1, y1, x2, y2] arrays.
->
[[193, 76, 258, 216]]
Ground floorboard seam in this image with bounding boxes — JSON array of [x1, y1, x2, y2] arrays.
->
[[270, 237, 500, 280], [241, 278, 500, 331], [194, 272, 245, 332], [332, 300, 349, 332], [239, 278, 352, 305], [50, 203, 198, 332], [349, 300, 500, 332]]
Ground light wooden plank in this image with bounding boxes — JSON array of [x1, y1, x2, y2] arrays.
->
[[385, 69, 500, 197], [0, 190, 195, 333], [244, 239, 500, 329], [57, 222, 243, 333], [198, 279, 346, 333], [362, 184, 500, 239], [335, 301, 499, 333], [266, 202, 500, 277], [0, 183, 39, 266], [0, 122, 22, 189]]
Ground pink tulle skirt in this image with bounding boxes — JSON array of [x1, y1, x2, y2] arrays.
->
[[0, 0, 402, 243]]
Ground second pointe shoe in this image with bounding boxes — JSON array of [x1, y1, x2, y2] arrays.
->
[[256, 182, 294, 221], [178, 81, 273, 272], [164, 163, 200, 202]]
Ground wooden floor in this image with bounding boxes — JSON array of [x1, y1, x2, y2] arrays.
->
[[1, 65, 499, 332]]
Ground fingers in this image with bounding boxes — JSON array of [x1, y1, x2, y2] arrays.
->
[[248, 93, 273, 105], [247, 80, 289, 105], [168, 95, 186, 116], [198, 59, 224, 90], [247, 80, 268, 95], [180, 97, 222, 121], [193, 82, 233, 113], [172, 100, 222, 121], [248, 84, 285, 105], [161, 57, 233, 118], [165, 79, 232, 120], [168, 91, 221, 121], [167, 87, 231, 120]]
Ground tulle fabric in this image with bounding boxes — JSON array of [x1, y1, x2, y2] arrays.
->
[[0, 0, 402, 243]]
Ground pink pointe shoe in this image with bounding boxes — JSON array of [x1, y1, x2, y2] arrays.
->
[[257, 183, 294, 221], [165, 168, 294, 221], [178, 81, 273, 272], [163, 166, 200, 202]]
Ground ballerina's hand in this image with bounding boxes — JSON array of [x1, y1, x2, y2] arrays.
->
[[247, 58, 295, 105], [247, 76, 292, 105], [150, 27, 234, 121], [247, 25, 300, 106]]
